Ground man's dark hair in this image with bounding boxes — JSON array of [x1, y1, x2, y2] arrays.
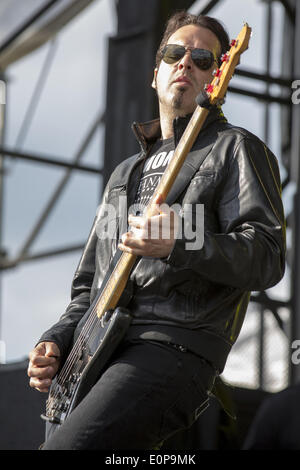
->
[[155, 11, 230, 68]]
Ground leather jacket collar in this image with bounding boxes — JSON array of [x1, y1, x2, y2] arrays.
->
[[131, 105, 227, 152]]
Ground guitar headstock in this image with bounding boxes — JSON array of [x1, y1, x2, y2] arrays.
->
[[204, 23, 252, 106]]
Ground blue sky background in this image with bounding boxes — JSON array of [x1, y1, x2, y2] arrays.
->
[[0, 0, 292, 391]]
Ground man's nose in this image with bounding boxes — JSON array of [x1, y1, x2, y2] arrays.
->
[[178, 51, 192, 70]]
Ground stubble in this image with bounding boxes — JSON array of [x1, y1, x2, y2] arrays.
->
[[172, 87, 186, 110]]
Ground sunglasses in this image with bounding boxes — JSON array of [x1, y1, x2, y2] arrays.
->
[[161, 44, 217, 70]]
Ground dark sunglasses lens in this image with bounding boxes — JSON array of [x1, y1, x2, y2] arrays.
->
[[162, 45, 215, 70], [191, 50, 214, 70], [162, 45, 185, 64]]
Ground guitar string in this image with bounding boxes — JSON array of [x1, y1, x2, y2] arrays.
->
[[46, 254, 130, 413], [46, 310, 96, 407], [51, 301, 101, 388], [47, 304, 101, 410], [58, 311, 106, 387], [52, 252, 132, 387], [55, 265, 124, 387]]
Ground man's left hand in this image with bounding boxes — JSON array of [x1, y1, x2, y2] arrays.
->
[[118, 195, 178, 258]]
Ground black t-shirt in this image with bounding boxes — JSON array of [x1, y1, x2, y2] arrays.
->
[[133, 137, 175, 215]]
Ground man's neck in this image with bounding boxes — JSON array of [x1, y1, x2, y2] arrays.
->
[[159, 104, 195, 140], [159, 112, 175, 140]]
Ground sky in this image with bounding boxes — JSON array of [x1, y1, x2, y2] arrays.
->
[[0, 0, 293, 392]]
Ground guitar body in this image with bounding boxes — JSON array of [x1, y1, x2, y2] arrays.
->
[[42, 307, 132, 439]]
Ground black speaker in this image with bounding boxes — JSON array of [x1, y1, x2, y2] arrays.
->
[[0, 359, 47, 450]]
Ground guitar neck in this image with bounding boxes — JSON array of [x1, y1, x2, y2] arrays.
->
[[146, 106, 209, 217], [96, 252, 137, 318], [96, 105, 209, 318]]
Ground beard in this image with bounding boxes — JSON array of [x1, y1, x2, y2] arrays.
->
[[171, 86, 198, 116], [156, 80, 198, 118], [172, 87, 185, 109]]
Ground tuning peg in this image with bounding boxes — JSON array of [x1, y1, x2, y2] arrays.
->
[[221, 52, 230, 63], [212, 68, 222, 85], [230, 39, 238, 48], [204, 83, 214, 94]]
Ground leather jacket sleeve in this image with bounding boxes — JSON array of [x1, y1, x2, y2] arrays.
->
[[37, 215, 98, 361], [167, 134, 286, 291], [36, 171, 116, 359]]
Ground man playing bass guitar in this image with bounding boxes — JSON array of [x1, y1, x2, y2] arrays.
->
[[27, 11, 285, 450]]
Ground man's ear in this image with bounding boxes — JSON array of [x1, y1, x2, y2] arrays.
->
[[151, 68, 158, 89]]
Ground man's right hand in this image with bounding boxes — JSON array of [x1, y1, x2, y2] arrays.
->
[[27, 341, 61, 393]]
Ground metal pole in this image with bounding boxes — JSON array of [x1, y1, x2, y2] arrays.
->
[[290, 0, 300, 385], [0, 75, 6, 363], [258, 305, 265, 389], [0, 147, 102, 174], [264, 0, 272, 145], [16, 112, 104, 261], [0, 0, 59, 54], [257, 0, 273, 390]]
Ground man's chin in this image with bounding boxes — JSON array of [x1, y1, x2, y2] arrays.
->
[[172, 90, 197, 114], [172, 100, 197, 116]]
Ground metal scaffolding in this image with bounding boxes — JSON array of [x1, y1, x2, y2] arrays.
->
[[0, 0, 299, 391]]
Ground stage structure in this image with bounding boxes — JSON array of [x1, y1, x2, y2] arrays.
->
[[0, 0, 299, 449]]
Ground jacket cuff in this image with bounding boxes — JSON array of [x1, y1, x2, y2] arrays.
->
[[166, 211, 203, 267], [166, 236, 192, 267]]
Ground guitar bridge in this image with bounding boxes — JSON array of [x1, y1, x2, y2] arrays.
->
[[40, 413, 61, 425]]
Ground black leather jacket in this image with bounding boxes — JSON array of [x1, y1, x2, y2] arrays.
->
[[39, 107, 286, 372]]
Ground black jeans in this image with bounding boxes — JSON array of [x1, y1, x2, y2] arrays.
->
[[42, 340, 216, 450]]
